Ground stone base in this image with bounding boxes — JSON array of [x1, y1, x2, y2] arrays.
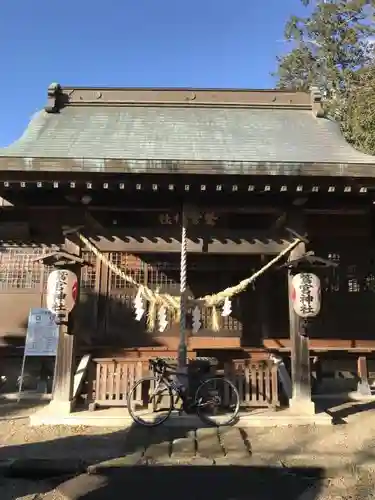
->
[[47, 399, 74, 415], [357, 381, 373, 396], [289, 398, 316, 415], [29, 406, 333, 427]]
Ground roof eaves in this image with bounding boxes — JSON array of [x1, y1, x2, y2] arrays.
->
[[0, 156, 375, 178]]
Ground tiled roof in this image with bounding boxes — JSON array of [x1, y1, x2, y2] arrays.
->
[[0, 84, 374, 171]]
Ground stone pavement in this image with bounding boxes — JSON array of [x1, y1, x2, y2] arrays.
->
[[0, 427, 324, 500], [84, 426, 253, 471], [46, 427, 323, 500]]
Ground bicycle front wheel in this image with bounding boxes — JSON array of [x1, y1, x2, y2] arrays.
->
[[195, 377, 240, 427], [127, 376, 174, 427]]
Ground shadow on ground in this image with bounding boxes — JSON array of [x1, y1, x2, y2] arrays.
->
[[317, 397, 375, 425], [0, 420, 326, 500], [0, 401, 45, 420], [54, 465, 324, 500]]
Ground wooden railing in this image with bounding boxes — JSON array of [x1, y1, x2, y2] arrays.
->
[[87, 358, 149, 410], [224, 359, 279, 408], [87, 355, 195, 411], [87, 357, 280, 411]]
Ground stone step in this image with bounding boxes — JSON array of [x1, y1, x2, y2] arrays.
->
[[144, 441, 170, 460], [144, 428, 173, 460], [196, 428, 224, 458], [171, 431, 196, 458], [219, 427, 251, 459]]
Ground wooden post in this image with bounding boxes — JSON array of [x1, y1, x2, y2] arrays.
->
[[50, 238, 81, 414], [288, 241, 316, 414], [259, 254, 270, 341], [51, 322, 75, 412]]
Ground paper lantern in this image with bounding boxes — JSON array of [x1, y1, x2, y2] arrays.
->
[[291, 273, 321, 318], [46, 269, 78, 319]]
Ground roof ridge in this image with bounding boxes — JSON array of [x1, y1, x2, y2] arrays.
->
[[44, 83, 324, 116]]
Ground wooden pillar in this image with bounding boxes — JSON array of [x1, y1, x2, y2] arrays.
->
[[50, 238, 81, 414], [52, 322, 75, 412], [97, 257, 109, 335], [259, 254, 270, 341], [288, 242, 315, 414]]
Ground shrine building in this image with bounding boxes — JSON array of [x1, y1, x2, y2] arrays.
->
[[0, 83, 375, 420]]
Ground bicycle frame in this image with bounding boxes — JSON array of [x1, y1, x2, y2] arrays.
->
[[150, 370, 215, 412], [151, 370, 185, 401]]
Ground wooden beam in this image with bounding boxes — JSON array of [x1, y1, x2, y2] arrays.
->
[[0, 204, 370, 217], [188, 336, 241, 349], [263, 338, 375, 351], [92, 206, 282, 214], [149, 335, 241, 350], [89, 230, 294, 255], [89, 236, 293, 255]]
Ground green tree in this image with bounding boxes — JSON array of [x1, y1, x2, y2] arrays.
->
[[274, 0, 375, 154], [343, 66, 375, 154]]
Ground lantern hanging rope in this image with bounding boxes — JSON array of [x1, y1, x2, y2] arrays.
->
[[77, 233, 302, 331]]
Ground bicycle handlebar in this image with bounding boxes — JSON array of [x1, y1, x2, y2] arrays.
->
[[149, 358, 168, 374]]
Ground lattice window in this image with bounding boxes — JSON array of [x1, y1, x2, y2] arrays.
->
[[194, 304, 241, 331], [80, 251, 97, 289], [347, 264, 360, 293], [326, 253, 341, 292], [145, 259, 180, 328], [221, 297, 242, 331], [0, 248, 44, 290], [365, 273, 375, 292], [147, 261, 180, 293], [323, 252, 371, 293], [110, 253, 145, 289], [106, 252, 245, 333]]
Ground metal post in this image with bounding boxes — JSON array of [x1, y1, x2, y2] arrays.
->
[[17, 352, 27, 403], [178, 207, 188, 371]]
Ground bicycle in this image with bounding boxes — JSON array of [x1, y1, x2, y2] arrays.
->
[[127, 357, 240, 427]]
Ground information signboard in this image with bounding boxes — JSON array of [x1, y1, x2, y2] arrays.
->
[[24, 308, 59, 357], [18, 308, 59, 401]]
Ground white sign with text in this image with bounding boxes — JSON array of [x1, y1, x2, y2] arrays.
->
[[24, 308, 59, 357]]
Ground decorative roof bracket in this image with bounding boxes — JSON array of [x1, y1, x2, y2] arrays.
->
[[45, 82, 64, 113], [279, 250, 338, 271]]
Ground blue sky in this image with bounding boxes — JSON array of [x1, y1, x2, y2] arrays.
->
[[0, 0, 306, 147]]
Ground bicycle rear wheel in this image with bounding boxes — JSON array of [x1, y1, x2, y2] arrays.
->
[[127, 376, 174, 427], [195, 377, 240, 427]]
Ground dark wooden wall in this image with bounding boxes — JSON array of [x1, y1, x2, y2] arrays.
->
[[2, 242, 375, 351], [0, 248, 97, 350], [0, 208, 374, 352]]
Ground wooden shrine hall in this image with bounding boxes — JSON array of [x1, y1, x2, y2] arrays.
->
[[1, 83, 375, 418]]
